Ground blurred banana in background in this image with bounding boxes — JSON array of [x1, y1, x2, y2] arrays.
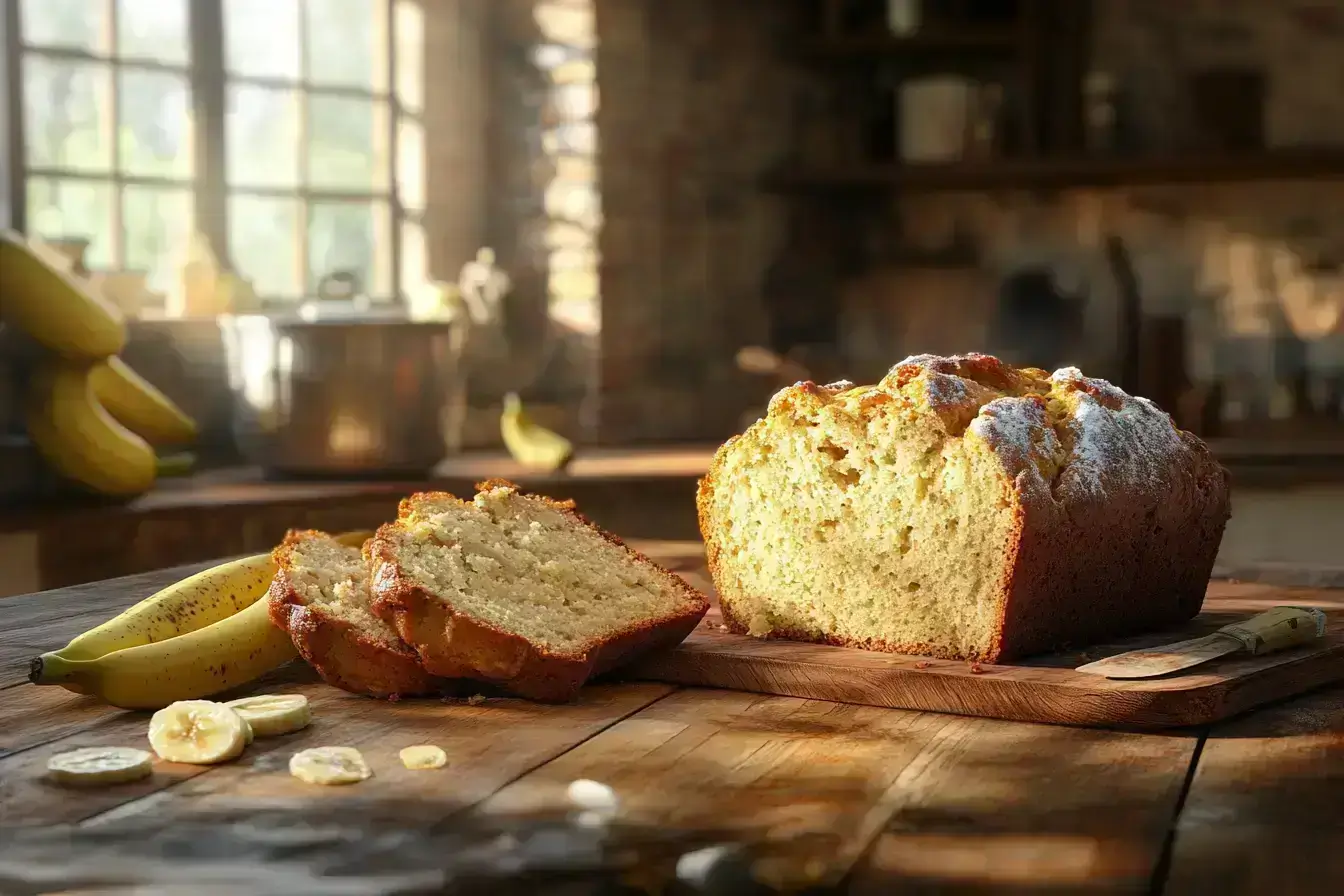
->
[[500, 392, 574, 473], [90, 356, 198, 446], [0, 230, 127, 360], [26, 361, 159, 497], [0, 230, 200, 498]]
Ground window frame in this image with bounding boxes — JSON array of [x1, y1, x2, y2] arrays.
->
[[3, 0, 412, 306]]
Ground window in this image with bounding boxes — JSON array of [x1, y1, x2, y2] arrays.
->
[[17, 0, 194, 273], [8, 0, 424, 306]]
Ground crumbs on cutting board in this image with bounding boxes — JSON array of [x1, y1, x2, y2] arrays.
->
[[913, 661, 932, 670]]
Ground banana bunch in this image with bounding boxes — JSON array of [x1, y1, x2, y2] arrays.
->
[[30, 530, 372, 709], [0, 230, 199, 497]]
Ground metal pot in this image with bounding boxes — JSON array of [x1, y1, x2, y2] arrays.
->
[[219, 313, 463, 477]]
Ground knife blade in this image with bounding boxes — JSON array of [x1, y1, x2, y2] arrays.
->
[[1074, 605, 1328, 680]]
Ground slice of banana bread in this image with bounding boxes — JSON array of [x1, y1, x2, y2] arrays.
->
[[697, 353, 1231, 663], [367, 480, 709, 701], [268, 530, 442, 698]]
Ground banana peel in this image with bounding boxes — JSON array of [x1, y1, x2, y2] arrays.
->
[[500, 393, 574, 473]]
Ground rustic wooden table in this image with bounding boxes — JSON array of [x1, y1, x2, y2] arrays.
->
[[1, 543, 1342, 895]]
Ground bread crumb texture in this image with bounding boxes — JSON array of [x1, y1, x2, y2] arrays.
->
[[279, 535, 404, 649], [384, 485, 702, 658], [698, 352, 1231, 662]]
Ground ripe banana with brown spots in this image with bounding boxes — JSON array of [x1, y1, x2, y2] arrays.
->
[[30, 530, 373, 709], [44, 529, 375, 661]]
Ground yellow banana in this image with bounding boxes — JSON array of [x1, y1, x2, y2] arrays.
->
[[0, 230, 126, 360], [51, 529, 374, 662], [29, 596, 298, 710], [90, 357, 198, 446], [500, 392, 574, 473], [26, 360, 158, 497]]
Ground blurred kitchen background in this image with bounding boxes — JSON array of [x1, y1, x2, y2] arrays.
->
[[2, 0, 1344, 595]]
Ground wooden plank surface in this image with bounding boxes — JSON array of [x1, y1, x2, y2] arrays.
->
[[630, 584, 1344, 730], [1163, 682, 1344, 895], [848, 718, 1198, 894], [2, 543, 1343, 893], [480, 689, 1199, 893]]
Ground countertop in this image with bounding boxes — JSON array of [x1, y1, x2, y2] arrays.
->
[[0, 446, 718, 532], [1, 544, 1342, 893]]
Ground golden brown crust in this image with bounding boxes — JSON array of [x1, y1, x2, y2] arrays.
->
[[267, 529, 444, 698], [698, 354, 1233, 663], [368, 480, 710, 702]]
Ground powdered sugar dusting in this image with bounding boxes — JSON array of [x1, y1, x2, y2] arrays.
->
[[895, 353, 950, 369], [1052, 369, 1185, 498], [922, 372, 969, 408], [834, 352, 1194, 503], [968, 396, 1059, 494]]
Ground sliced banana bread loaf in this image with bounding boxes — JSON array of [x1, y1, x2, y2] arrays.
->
[[368, 480, 709, 701], [697, 353, 1231, 662], [269, 530, 442, 697]]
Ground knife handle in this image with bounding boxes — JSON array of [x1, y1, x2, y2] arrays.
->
[[1217, 606, 1328, 656]]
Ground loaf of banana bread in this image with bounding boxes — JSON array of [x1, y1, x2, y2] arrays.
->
[[697, 353, 1231, 662]]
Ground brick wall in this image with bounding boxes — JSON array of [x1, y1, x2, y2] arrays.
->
[[423, 0, 601, 448], [584, 0, 1344, 441], [593, 0, 805, 442]]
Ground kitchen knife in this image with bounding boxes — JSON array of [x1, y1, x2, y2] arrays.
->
[[1074, 606, 1328, 680]]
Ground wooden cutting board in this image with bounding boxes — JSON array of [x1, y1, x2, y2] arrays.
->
[[626, 582, 1344, 730]]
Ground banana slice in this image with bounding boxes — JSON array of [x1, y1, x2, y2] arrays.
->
[[47, 747, 154, 787], [225, 694, 312, 737], [290, 746, 371, 785], [399, 744, 447, 770], [147, 700, 249, 765]]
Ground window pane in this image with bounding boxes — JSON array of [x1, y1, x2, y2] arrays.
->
[[26, 177, 116, 270], [308, 200, 391, 297], [20, 0, 108, 53], [400, 218, 426, 296], [118, 69, 193, 179], [122, 186, 191, 274], [226, 85, 300, 188], [23, 57, 113, 173], [229, 195, 301, 298], [393, 0, 424, 114], [306, 0, 388, 91], [307, 95, 389, 191], [224, 0, 301, 80], [396, 115, 424, 213], [116, 0, 189, 65]]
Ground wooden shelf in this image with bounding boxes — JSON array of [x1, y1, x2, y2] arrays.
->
[[764, 148, 1344, 193], [799, 30, 1021, 60]]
